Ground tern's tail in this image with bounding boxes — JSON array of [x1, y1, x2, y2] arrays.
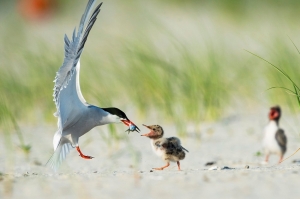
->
[[46, 132, 73, 171]]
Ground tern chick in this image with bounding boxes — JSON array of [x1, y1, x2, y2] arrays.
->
[[142, 124, 188, 171], [262, 106, 287, 163]]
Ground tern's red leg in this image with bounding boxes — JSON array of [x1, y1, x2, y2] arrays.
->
[[153, 162, 170, 170], [177, 161, 181, 171], [76, 146, 94, 159]]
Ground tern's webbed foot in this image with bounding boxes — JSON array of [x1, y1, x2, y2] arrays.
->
[[76, 146, 94, 160], [79, 154, 94, 159]]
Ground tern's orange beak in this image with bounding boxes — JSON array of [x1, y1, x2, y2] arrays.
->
[[121, 119, 140, 132], [121, 119, 131, 126]]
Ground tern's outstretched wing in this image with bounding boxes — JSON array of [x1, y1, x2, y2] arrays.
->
[[53, 0, 102, 130]]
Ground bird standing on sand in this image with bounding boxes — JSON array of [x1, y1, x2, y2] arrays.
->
[[262, 106, 287, 163], [47, 0, 139, 170], [142, 124, 188, 170]]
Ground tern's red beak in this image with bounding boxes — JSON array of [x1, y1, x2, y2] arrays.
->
[[121, 119, 140, 132], [121, 119, 132, 126], [121, 119, 136, 127]]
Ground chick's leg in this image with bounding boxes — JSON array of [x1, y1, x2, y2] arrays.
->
[[177, 161, 181, 171], [265, 154, 269, 163], [279, 154, 284, 163], [153, 162, 170, 170]]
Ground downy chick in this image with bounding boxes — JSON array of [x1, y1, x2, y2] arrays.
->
[[142, 124, 188, 170], [262, 106, 287, 163]]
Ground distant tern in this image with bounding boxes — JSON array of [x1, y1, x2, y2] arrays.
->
[[262, 106, 287, 163], [141, 124, 188, 171], [47, 0, 140, 170]]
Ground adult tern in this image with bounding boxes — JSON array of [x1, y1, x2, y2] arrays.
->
[[47, 0, 140, 171]]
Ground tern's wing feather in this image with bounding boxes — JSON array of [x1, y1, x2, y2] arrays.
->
[[53, 0, 102, 129]]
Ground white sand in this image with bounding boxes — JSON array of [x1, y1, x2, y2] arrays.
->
[[1, 110, 300, 199]]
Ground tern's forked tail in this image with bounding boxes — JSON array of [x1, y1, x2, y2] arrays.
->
[[46, 134, 73, 171]]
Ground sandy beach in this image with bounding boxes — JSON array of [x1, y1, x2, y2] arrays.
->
[[1, 0, 300, 198], [1, 109, 300, 199]]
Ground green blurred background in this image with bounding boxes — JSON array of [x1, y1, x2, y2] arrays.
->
[[1, 0, 300, 140]]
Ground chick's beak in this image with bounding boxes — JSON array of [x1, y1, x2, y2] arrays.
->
[[142, 124, 151, 129], [141, 132, 156, 137], [141, 124, 155, 137]]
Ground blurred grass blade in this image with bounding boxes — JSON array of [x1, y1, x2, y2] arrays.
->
[[288, 36, 300, 55], [293, 84, 300, 106], [246, 50, 300, 91], [266, 86, 297, 95]]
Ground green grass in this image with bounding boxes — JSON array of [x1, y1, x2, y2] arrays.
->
[[247, 39, 300, 112], [117, 39, 231, 120], [1, 0, 300, 140]]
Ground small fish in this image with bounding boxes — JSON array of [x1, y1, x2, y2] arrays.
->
[[125, 124, 140, 134]]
